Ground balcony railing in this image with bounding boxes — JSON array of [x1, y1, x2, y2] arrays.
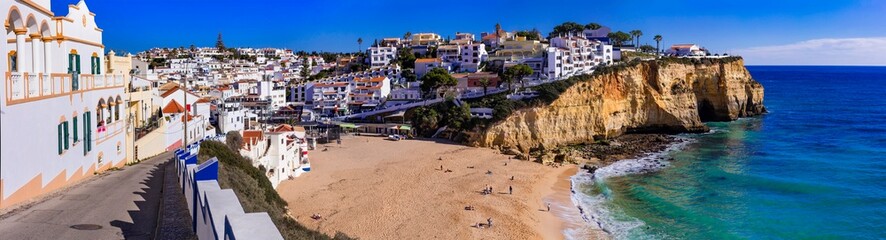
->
[[5, 71, 127, 106]]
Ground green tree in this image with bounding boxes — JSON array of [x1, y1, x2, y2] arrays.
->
[[549, 21, 585, 38], [444, 103, 472, 131], [403, 32, 412, 41], [478, 77, 491, 95], [401, 69, 417, 82], [420, 68, 457, 97], [639, 45, 656, 53], [505, 64, 534, 89], [398, 48, 416, 68], [216, 33, 225, 51], [225, 131, 242, 152], [607, 31, 631, 46], [654, 35, 663, 54], [409, 106, 439, 136], [516, 29, 541, 41], [585, 22, 603, 30], [630, 30, 643, 47], [300, 57, 310, 81]]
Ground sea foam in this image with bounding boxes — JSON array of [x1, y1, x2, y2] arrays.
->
[[566, 137, 692, 239]]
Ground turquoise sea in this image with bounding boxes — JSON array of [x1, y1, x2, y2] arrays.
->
[[571, 66, 886, 239]]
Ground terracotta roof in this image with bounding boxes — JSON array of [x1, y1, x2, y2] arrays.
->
[[162, 100, 186, 114], [160, 87, 179, 98], [415, 58, 441, 64], [271, 124, 294, 133], [242, 130, 264, 148], [195, 97, 211, 104]]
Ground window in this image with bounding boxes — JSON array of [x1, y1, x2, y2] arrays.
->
[[83, 111, 92, 154], [115, 102, 120, 121], [8, 51, 16, 72], [58, 121, 70, 154], [73, 116, 79, 143], [107, 103, 113, 123], [58, 123, 64, 154], [69, 52, 81, 90], [91, 55, 101, 74]]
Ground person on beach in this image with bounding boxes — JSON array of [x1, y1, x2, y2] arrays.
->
[[547, 203, 551, 212], [510, 176, 515, 181], [487, 218, 493, 227], [509, 186, 513, 194]]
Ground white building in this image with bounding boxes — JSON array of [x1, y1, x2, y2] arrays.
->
[[369, 46, 397, 68], [543, 35, 614, 79], [667, 44, 708, 56], [415, 58, 451, 79], [1, 0, 131, 208], [349, 76, 391, 109], [312, 82, 351, 116], [217, 102, 246, 134], [240, 125, 310, 188]]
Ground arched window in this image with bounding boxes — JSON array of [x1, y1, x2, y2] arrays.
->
[[115, 96, 121, 121], [107, 100, 114, 124], [69, 50, 81, 90], [7, 51, 17, 72], [91, 53, 101, 74], [97, 99, 105, 129]]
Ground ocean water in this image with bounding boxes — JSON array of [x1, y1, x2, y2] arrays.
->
[[571, 66, 886, 239]]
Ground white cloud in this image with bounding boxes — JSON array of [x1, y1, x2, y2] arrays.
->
[[732, 37, 886, 66]]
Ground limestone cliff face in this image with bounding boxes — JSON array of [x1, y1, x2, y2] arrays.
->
[[471, 59, 765, 152]]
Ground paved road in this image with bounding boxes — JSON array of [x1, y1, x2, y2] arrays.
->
[[0, 151, 191, 240]]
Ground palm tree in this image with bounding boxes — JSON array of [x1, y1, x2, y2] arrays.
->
[[403, 32, 412, 41], [654, 35, 663, 54], [357, 38, 363, 53], [478, 78, 491, 95], [629, 30, 643, 47]]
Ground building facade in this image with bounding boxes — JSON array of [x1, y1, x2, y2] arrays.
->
[[1, 0, 129, 208]]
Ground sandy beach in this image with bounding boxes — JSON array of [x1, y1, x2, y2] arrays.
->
[[277, 136, 602, 239]]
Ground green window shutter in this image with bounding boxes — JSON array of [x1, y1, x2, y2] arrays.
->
[[64, 121, 70, 150], [58, 123, 63, 154], [83, 113, 88, 154], [73, 116, 79, 142], [76, 55, 81, 73], [87, 113, 92, 152], [68, 54, 73, 73]]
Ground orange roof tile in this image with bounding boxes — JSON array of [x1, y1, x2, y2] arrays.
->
[[195, 98, 211, 104], [242, 130, 264, 148], [162, 100, 186, 114], [271, 124, 294, 133]]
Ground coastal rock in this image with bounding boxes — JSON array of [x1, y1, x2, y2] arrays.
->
[[472, 58, 765, 152]]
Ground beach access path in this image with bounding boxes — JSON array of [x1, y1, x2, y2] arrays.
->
[[0, 151, 194, 240]]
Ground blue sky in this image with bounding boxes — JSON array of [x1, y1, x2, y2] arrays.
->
[[53, 0, 886, 65]]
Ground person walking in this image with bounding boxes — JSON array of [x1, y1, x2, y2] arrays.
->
[[509, 186, 513, 195], [546, 203, 551, 212], [487, 218, 493, 227]]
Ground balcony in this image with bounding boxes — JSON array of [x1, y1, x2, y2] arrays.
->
[[5, 71, 127, 106]]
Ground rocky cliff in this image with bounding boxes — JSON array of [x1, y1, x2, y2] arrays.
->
[[470, 58, 765, 153]]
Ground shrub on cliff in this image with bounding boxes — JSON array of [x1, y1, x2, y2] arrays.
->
[[198, 141, 351, 240]]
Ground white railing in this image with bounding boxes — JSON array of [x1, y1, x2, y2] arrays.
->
[[92, 74, 104, 88], [52, 74, 68, 94], [27, 73, 39, 98], [42, 74, 51, 96], [9, 72, 24, 100]]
